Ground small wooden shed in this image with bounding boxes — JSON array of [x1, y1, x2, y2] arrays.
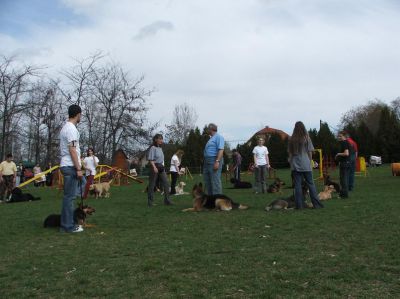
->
[[112, 149, 130, 185]]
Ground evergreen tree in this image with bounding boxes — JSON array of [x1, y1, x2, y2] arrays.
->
[[355, 121, 375, 158], [316, 122, 338, 157], [267, 133, 289, 168], [376, 106, 400, 162]]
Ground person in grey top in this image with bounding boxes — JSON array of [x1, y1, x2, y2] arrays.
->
[[147, 134, 172, 207], [288, 121, 324, 209]]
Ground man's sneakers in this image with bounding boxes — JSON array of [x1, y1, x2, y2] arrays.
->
[[72, 225, 84, 233], [60, 225, 84, 233]]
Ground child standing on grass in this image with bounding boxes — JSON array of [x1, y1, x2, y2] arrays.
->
[[252, 137, 269, 194]]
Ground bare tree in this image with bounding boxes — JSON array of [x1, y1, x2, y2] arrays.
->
[[340, 99, 387, 135], [92, 63, 154, 161], [165, 103, 198, 144], [61, 54, 155, 162], [0, 55, 41, 159]]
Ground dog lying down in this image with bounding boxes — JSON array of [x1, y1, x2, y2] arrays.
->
[[4, 187, 41, 203], [265, 196, 295, 211], [318, 185, 335, 201], [43, 204, 96, 228], [267, 178, 285, 193], [89, 179, 113, 198], [182, 183, 249, 212], [323, 175, 341, 193], [174, 181, 189, 195], [229, 178, 252, 189]]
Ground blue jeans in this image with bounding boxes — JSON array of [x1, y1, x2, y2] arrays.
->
[[60, 166, 79, 232], [203, 157, 223, 195], [292, 170, 324, 209]]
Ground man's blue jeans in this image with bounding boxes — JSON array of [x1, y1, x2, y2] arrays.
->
[[60, 166, 79, 232], [203, 157, 223, 195]]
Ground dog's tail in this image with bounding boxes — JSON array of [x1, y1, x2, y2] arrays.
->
[[231, 201, 249, 210], [238, 203, 249, 210]]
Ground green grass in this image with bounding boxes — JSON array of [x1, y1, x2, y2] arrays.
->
[[1, 166, 400, 298]]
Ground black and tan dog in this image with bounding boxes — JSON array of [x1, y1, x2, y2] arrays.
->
[[323, 174, 341, 193], [265, 196, 296, 211], [6, 187, 41, 203], [43, 204, 96, 228], [182, 183, 249, 212], [265, 181, 309, 211], [229, 178, 252, 189], [267, 178, 285, 194]]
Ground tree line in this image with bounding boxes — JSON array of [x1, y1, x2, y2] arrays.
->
[[166, 100, 400, 172], [1, 53, 399, 169]]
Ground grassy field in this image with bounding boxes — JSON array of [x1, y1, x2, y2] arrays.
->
[[0, 165, 399, 298]]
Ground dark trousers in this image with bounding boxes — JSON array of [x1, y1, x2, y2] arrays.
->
[[348, 155, 356, 191], [340, 164, 350, 198], [83, 175, 94, 199], [170, 172, 178, 195], [1, 175, 14, 200], [254, 165, 267, 193], [233, 165, 241, 181], [148, 169, 171, 206]]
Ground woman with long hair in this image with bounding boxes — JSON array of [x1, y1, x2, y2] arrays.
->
[[147, 134, 173, 206], [83, 148, 99, 199], [288, 121, 324, 209], [169, 149, 184, 195]]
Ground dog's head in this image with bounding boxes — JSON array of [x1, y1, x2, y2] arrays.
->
[[274, 178, 285, 186], [12, 187, 23, 196], [179, 181, 186, 188], [89, 184, 95, 191], [78, 204, 96, 215], [192, 183, 204, 198], [327, 185, 335, 192], [230, 178, 238, 184]]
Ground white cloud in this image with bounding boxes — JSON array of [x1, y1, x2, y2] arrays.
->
[[1, 0, 400, 142]]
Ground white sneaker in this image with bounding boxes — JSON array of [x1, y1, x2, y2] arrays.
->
[[72, 226, 84, 233]]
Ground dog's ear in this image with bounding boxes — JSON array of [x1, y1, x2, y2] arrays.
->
[[198, 182, 203, 188], [192, 184, 198, 190]]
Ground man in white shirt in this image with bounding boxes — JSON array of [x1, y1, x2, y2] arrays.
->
[[59, 104, 84, 233]]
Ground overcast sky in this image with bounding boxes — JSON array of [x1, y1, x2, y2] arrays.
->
[[1, 0, 400, 145]]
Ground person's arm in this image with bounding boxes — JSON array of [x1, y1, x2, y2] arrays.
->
[[266, 153, 270, 168], [93, 156, 99, 168], [336, 149, 349, 158], [149, 160, 158, 173], [69, 145, 83, 179], [213, 149, 224, 170], [13, 164, 17, 183], [174, 160, 180, 173]]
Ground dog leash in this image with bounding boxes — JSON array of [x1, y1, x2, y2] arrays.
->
[[79, 179, 84, 207]]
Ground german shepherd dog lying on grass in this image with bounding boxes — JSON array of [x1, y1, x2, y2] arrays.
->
[[43, 204, 96, 228], [265, 181, 309, 211], [182, 183, 249, 212]]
